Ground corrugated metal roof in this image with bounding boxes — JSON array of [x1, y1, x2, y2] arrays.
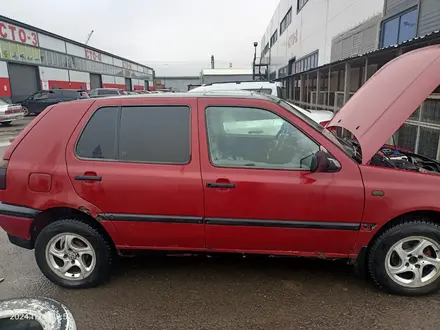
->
[[278, 30, 440, 80], [201, 68, 253, 76]]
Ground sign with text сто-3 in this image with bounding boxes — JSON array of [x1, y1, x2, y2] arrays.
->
[[0, 21, 39, 46], [84, 49, 102, 62]]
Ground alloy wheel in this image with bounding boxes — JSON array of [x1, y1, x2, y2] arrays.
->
[[385, 236, 440, 288], [45, 233, 96, 281]]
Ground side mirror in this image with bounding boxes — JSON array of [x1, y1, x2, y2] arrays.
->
[[310, 151, 331, 173]]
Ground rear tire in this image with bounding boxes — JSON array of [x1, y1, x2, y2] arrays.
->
[[34, 219, 113, 289], [368, 217, 440, 296]]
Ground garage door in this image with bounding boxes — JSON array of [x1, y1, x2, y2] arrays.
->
[[90, 73, 102, 89], [8, 63, 39, 103], [125, 78, 132, 91]]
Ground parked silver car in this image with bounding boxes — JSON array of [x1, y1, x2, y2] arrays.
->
[[0, 99, 24, 126]]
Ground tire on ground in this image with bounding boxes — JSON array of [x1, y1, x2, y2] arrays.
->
[[34, 218, 113, 289], [368, 217, 440, 296]]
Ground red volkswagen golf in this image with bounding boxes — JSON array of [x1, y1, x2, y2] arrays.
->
[[1, 46, 440, 296]]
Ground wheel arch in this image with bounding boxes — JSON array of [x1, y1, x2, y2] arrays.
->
[[30, 206, 116, 252], [354, 210, 440, 275]]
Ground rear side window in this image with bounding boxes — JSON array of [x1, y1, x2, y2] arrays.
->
[[119, 106, 190, 163], [76, 106, 190, 164], [76, 107, 118, 159]]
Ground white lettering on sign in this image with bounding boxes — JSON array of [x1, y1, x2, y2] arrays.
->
[[0, 21, 39, 46], [122, 61, 132, 70], [84, 49, 102, 62], [288, 29, 299, 48]]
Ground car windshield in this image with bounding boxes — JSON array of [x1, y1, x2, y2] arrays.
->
[[0, 99, 8, 106]]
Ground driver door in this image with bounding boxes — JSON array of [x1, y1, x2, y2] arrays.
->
[[198, 98, 365, 257]]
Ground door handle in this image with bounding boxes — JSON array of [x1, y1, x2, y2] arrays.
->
[[206, 182, 235, 189], [74, 175, 102, 181]]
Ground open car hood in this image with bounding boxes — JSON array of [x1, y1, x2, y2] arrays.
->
[[328, 45, 440, 164]]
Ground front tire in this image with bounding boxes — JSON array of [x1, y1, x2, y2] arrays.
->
[[368, 217, 440, 296], [34, 219, 113, 289]]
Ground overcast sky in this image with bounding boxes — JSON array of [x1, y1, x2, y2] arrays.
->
[[2, 0, 278, 75]]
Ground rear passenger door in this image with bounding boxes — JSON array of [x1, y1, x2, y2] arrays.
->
[[65, 98, 205, 250]]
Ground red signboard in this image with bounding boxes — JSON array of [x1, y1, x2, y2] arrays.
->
[[84, 49, 102, 62], [0, 21, 39, 46]]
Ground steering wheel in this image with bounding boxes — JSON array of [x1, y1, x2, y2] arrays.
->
[[267, 122, 293, 163]]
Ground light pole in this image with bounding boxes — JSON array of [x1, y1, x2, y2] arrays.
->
[[253, 42, 258, 80]]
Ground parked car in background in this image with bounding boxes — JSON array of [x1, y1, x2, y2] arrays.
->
[[88, 88, 127, 98], [189, 80, 285, 97], [0, 99, 24, 126], [18, 90, 89, 116]]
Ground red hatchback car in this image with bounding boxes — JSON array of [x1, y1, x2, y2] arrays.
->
[[1, 46, 440, 295]]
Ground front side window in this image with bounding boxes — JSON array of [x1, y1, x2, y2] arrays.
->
[[119, 106, 190, 163], [76, 107, 118, 159], [206, 106, 319, 170]]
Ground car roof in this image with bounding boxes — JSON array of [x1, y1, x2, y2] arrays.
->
[[64, 90, 280, 105], [96, 90, 279, 101]]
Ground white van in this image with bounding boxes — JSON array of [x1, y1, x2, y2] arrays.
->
[[188, 80, 334, 126], [188, 81, 286, 98]]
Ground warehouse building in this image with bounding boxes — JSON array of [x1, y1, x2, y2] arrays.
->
[[0, 15, 154, 102], [260, 0, 440, 160]]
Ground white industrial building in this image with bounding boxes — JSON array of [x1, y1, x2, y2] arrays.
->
[[259, 0, 440, 160]]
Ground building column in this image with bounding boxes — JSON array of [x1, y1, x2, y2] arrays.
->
[[327, 66, 331, 108], [316, 70, 321, 105], [306, 74, 310, 105], [343, 62, 351, 105], [362, 57, 369, 84], [299, 74, 305, 103]]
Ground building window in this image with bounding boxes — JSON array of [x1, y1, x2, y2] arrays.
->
[[278, 66, 289, 78], [297, 0, 309, 13], [294, 51, 318, 74], [280, 7, 292, 35], [270, 30, 278, 47], [261, 43, 270, 58], [269, 71, 277, 80], [381, 8, 418, 47]]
